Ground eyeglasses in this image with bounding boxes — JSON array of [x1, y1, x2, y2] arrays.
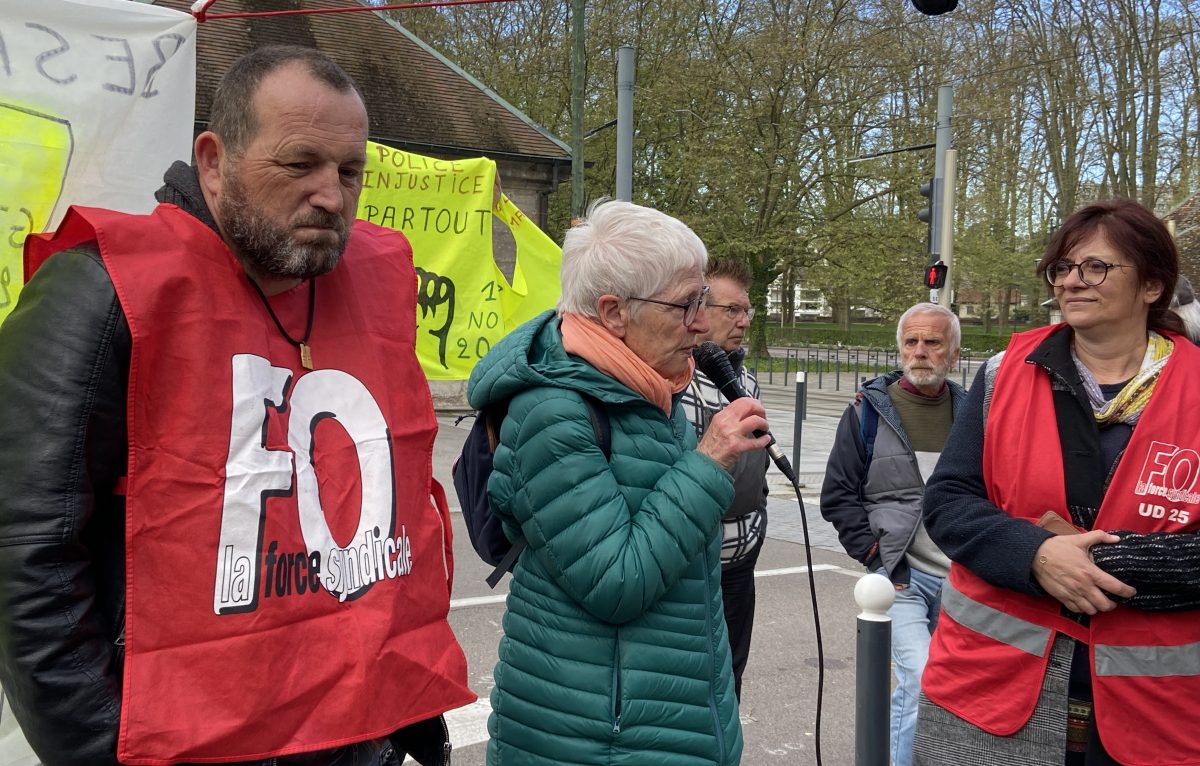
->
[[628, 285, 710, 327], [1046, 259, 1132, 287], [707, 302, 755, 321]]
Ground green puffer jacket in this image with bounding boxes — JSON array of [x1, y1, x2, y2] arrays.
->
[[467, 311, 743, 766]]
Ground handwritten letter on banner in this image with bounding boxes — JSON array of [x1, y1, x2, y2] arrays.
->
[[358, 143, 562, 380], [0, 0, 196, 324]]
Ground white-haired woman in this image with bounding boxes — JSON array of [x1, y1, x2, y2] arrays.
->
[[467, 199, 767, 766]]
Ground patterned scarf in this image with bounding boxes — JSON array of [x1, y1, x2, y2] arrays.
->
[[1071, 331, 1173, 426]]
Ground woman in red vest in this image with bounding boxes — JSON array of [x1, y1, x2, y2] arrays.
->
[[914, 198, 1200, 766]]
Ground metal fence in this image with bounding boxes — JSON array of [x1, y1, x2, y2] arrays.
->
[[748, 346, 985, 391]]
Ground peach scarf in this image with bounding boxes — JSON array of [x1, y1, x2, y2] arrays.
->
[[560, 312, 693, 416]]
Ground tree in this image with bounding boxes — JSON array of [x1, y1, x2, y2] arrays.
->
[[388, 0, 1200, 335]]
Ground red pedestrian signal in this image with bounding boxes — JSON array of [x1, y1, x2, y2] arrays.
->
[[924, 262, 947, 289]]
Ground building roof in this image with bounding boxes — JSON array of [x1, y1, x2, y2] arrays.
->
[[153, 0, 571, 163]]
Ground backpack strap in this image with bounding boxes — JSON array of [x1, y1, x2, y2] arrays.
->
[[486, 392, 611, 588], [484, 399, 510, 452], [487, 538, 527, 588], [859, 399, 879, 468], [580, 392, 612, 460]]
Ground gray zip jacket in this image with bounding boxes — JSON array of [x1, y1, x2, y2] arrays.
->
[[820, 371, 966, 586]]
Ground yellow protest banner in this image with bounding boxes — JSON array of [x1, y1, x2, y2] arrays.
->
[[0, 103, 73, 322], [494, 193, 562, 328], [358, 142, 562, 380], [358, 142, 499, 380]]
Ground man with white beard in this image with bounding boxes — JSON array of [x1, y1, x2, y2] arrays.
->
[[820, 302, 965, 766]]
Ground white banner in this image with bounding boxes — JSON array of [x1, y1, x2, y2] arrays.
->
[[0, 0, 196, 319]]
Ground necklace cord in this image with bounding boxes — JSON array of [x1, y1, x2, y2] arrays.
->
[[247, 276, 316, 348]]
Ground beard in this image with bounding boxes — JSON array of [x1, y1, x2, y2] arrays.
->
[[903, 357, 951, 389], [220, 173, 349, 281]]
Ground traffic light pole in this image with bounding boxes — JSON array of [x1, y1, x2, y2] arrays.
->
[[922, 85, 955, 303], [570, 0, 586, 218], [931, 85, 953, 260], [933, 148, 957, 306], [615, 46, 635, 202]]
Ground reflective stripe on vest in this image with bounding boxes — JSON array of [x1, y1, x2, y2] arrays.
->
[[1096, 642, 1200, 678], [946, 579, 1200, 678], [941, 579, 1052, 657]]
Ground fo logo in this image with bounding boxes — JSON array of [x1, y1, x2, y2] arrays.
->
[[1135, 440, 1200, 505], [212, 354, 406, 615]]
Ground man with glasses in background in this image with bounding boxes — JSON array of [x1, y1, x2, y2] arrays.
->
[[682, 258, 769, 701]]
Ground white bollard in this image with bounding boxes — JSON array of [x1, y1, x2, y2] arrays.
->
[[855, 573, 895, 766]]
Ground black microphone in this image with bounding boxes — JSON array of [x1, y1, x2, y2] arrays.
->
[[693, 341, 797, 485]]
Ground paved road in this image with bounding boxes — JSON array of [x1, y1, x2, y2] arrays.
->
[[0, 376, 878, 766], [430, 375, 888, 765], [0, 371, 931, 765]]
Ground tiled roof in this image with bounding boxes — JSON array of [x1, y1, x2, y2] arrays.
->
[[154, 0, 570, 162]]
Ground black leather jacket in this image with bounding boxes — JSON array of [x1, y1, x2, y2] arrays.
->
[[0, 245, 130, 764]]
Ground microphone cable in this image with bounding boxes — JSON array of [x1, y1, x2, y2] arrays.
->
[[788, 473, 825, 766], [693, 342, 824, 766]]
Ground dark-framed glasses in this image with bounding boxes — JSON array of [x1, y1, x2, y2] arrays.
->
[[628, 285, 711, 327], [707, 302, 755, 321], [1046, 259, 1132, 287]]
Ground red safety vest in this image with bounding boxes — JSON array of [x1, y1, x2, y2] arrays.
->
[[922, 324, 1200, 766], [26, 205, 474, 765]]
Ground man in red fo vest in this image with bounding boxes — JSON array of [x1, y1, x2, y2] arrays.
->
[[0, 46, 473, 766]]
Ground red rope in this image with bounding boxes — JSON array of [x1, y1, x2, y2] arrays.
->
[[190, 0, 218, 22], [193, 0, 519, 22]]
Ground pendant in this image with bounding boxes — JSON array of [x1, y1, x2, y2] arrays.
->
[[300, 343, 314, 370]]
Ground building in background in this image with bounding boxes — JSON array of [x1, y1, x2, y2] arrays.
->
[[767, 275, 829, 322]]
